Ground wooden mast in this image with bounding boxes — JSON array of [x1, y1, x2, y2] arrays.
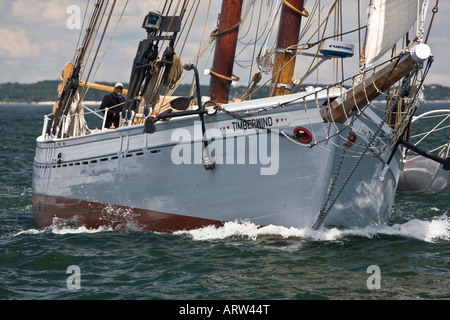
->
[[271, 0, 307, 97], [208, 0, 244, 104]]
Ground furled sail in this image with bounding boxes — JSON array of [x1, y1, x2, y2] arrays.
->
[[363, 0, 423, 67]]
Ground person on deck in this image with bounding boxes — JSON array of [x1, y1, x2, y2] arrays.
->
[[99, 82, 126, 129]]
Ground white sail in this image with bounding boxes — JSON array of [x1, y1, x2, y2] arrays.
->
[[364, 0, 423, 67]]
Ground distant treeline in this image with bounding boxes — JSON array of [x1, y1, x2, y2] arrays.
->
[[0, 80, 449, 103], [0, 80, 268, 103]]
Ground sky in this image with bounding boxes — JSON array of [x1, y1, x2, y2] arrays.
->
[[1, 0, 449, 89]]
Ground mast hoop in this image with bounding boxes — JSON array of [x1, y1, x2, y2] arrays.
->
[[281, 0, 309, 17], [209, 68, 240, 82]]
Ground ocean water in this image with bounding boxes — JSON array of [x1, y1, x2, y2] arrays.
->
[[0, 103, 448, 302]]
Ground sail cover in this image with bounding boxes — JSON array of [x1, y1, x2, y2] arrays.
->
[[364, 0, 423, 67]]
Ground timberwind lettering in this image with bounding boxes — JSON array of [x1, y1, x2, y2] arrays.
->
[[231, 116, 273, 131]]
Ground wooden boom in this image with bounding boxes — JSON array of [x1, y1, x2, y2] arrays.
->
[[79, 80, 129, 95], [321, 53, 417, 123]]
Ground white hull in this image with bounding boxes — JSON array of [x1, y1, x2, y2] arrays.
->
[[32, 91, 401, 232]]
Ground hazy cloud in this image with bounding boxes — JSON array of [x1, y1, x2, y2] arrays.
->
[[0, 0, 448, 87]]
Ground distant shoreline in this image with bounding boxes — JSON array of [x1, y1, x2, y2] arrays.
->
[[0, 101, 101, 105]]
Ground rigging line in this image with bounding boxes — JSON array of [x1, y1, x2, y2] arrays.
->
[[291, 0, 340, 91], [160, 0, 198, 101], [72, 0, 91, 64], [156, 0, 188, 59], [74, 0, 99, 65], [238, 0, 274, 48], [90, 0, 129, 91], [237, 0, 256, 41], [414, 114, 450, 146], [165, 0, 208, 96], [243, 0, 340, 100], [196, 0, 212, 64], [78, 0, 107, 73], [280, 54, 394, 108], [175, 0, 200, 57], [237, 6, 271, 49], [405, 143, 450, 163], [162, 0, 173, 16], [300, 26, 367, 50], [54, 0, 106, 136], [410, 124, 450, 140], [425, 0, 439, 44], [79, 0, 117, 105], [258, 0, 282, 57], [358, 0, 361, 58], [316, 0, 320, 85], [297, 0, 316, 40], [339, 0, 343, 82], [175, 0, 200, 54], [281, 0, 309, 17]]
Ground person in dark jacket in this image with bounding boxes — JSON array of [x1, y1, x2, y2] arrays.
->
[[100, 82, 126, 129]]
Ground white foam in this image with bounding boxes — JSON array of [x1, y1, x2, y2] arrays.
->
[[175, 220, 347, 242], [176, 215, 450, 243], [11, 215, 449, 243], [50, 225, 113, 235], [14, 228, 44, 236], [13, 224, 113, 237], [374, 215, 450, 242]]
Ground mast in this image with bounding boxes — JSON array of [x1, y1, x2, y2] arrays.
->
[[208, 0, 244, 104], [271, 0, 307, 97]]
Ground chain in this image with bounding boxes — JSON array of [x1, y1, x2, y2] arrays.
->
[[312, 68, 420, 230]]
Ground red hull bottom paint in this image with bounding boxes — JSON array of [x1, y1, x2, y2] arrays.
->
[[32, 193, 225, 233]]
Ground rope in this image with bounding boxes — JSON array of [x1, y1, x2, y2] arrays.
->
[[246, 0, 340, 99], [425, 0, 439, 44], [211, 19, 243, 38], [281, 0, 309, 17], [164, 55, 184, 88], [78, 0, 116, 106], [209, 68, 240, 82]]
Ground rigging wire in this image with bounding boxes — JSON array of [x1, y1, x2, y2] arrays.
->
[[71, 0, 91, 65], [82, 0, 130, 100], [79, 0, 117, 105]]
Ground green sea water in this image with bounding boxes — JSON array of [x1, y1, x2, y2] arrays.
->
[[0, 103, 448, 301]]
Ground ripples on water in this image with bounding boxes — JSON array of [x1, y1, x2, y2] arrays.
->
[[1, 210, 448, 300], [0, 104, 449, 300]]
